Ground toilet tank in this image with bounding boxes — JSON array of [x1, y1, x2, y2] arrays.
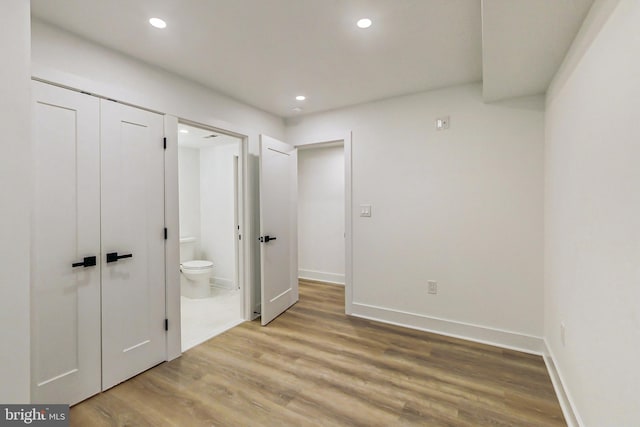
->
[[179, 236, 198, 262]]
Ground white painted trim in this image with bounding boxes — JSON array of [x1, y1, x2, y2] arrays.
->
[[246, 134, 261, 321], [294, 131, 353, 315], [164, 115, 182, 361], [237, 135, 250, 323], [298, 269, 345, 285], [177, 120, 250, 325], [543, 340, 583, 427], [237, 135, 253, 323], [351, 302, 544, 355], [233, 155, 240, 298], [344, 133, 353, 315]]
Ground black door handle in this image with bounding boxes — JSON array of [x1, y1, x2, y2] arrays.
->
[[72, 256, 97, 268], [106, 252, 133, 263], [259, 235, 277, 243]]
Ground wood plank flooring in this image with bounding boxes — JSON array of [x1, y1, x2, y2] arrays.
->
[[70, 280, 565, 426]]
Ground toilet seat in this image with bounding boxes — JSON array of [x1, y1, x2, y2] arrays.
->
[[182, 260, 213, 270]]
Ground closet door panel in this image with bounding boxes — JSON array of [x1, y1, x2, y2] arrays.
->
[[100, 100, 166, 390], [31, 81, 101, 405]]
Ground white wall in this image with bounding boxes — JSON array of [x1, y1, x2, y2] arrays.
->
[[545, 1, 640, 425], [178, 147, 201, 244], [298, 145, 345, 284], [286, 83, 545, 351], [200, 143, 240, 288], [0, 0, 31, 403], [30, 19, 284, 139]]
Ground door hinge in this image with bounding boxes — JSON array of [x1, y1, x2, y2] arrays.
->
[[164, 318, 169, 331], [163, 137, 167, 150], [164, 227, 168, 240]]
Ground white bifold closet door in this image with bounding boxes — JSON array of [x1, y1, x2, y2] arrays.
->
[[32, 82, 167, 404], [32, 81, 102, 404], [100, 100, 166, 390]]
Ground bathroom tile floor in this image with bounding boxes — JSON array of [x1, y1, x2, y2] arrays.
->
[[180, 287, 243, 351]]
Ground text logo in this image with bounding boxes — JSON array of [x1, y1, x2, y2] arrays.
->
[[0, 405, 68, 426]]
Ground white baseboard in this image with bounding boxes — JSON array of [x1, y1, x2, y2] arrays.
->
[[298, 269, 345, 285], [350, 302, 544, 355], [210, 277, 234, 290], [543, 340, 583, 427]]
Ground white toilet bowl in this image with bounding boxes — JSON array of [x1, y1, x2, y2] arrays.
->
[[180, 260, 214, 298]]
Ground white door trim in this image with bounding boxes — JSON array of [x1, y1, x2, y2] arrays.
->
[[233, 155, 241, 290], [166, 119, 250, 353], [294, 132, 353, 314], [164, 115, 181, 360]]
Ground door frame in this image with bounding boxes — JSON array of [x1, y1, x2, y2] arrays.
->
[[233, 154, 241, 290], [294, 132, 353, 314], [164, 117, 250, 358]]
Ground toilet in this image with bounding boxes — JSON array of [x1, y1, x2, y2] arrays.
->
[[180, 236, 214, 298]]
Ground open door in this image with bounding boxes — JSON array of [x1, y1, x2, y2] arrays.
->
[[259, 135, 298, 325]]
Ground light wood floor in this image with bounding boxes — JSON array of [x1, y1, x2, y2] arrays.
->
[[71, 281, 565, 426]]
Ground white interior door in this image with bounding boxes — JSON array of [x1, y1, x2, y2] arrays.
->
[[259, 135, 298, 325], [100, 100, 166, 390], [31, 81, 101, 404]]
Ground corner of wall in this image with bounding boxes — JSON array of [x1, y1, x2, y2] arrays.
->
[[546, 0, 622, 104], [0, 0, 32, 403], [542, 340, 583, 427]]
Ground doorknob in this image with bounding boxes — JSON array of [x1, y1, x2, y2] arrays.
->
[[106, 252, 133, 263], [72, 256, 97, 268], [259, 235, 277, 243]]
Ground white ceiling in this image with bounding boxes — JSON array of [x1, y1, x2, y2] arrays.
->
[[482, 0, 594, 102], [30, 0, 593, 117], [178, 123, 241, 149]]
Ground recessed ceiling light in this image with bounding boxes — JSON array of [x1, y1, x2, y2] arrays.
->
[[149, 18, 167, 29], [292, 107, 303, 113], [357, 18, 372, 29], [179, 129, 189, 134], [295, 95, 306, 101]]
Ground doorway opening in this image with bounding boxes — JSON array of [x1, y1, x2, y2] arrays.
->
[[177, 122, 244, 350], [297, 140, 348, 307]]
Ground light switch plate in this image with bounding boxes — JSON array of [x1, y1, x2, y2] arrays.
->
[[428, 280, 438, 294], [436, 116, 450, 130], [359, 204, 372, 217]]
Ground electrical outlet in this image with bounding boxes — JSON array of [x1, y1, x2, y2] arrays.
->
[[560, 322, 566, 346], [359, 204, 372, 217], [427, 280, 438, 294]]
